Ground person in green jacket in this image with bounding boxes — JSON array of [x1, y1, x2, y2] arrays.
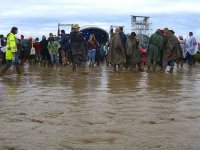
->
[[0, 27, 21, 76], [147, 29, 164, 72], [47, 37, 60, 65]]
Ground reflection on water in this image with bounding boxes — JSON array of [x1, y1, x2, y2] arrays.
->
[[1, 64, 200, 150]]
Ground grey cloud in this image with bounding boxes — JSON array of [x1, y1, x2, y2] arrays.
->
[[0, 0, 200, 39]]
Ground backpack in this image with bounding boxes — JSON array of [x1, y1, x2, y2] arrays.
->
[[60, 34, 70, 51]]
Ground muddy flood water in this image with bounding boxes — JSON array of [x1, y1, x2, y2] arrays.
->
[[0, 64, 200, 150]]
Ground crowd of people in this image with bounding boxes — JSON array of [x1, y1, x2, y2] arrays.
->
[[0, 25, 199, 76], [106, 27, 199, 73]]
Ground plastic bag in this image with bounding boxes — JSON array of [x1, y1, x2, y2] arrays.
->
[[0, 46, 7, 53], [30, 47, 36, 55]]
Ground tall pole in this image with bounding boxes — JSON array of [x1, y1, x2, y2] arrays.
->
[[57, 23, 60, 37]]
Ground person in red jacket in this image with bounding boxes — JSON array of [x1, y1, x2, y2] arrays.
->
[[33, 37, 42, 64]]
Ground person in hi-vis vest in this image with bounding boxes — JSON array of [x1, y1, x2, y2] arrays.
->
[[0, 27, 21, 76]]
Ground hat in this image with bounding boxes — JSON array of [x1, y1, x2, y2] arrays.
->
[[21, 35, 24, 39], [157, 29, 164, 34], [131, 32, 136, 36], [42, 35, 46, 39], [72, 24, 80, 29], [178, 35, 183, 39], [115, 27, 120, 33], [27, 37, 32, 41], [159, 30, 164, 34], [170, 30, 175, 34]]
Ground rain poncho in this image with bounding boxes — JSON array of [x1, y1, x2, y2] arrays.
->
[[186, 36, 197, 55]]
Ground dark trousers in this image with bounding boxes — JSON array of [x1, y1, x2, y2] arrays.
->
[[1, 54, 21, 75], [184, 52, 194, 65], [0, 51, 6, 65]]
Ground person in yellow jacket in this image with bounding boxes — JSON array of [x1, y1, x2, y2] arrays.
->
[[0, 27, 21, 76]]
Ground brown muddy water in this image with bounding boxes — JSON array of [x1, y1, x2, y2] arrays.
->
[[0, 64, 200, 150]]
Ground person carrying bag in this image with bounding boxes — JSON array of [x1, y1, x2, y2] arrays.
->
[[0, 27, 21, 76]]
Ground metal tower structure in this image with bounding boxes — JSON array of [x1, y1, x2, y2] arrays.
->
[[57, 23, 73, 37], [131, 15, 151, 36]]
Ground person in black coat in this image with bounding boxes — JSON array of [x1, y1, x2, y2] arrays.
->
[[40, 35, 51, 65], [70, 24, 86, 71], [0, 34, 6, 65], [59, 30, 70, 65]]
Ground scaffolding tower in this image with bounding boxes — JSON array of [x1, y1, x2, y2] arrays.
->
[[131, 15, 151, 36], [57, 23, 73, 37]]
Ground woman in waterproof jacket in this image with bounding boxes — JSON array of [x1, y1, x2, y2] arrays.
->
[[33, 37, 42, 64], [0, 27, 21, 76], [87, 34, 99, 67], [47, 37, 60, 65], [126, 32, 141, 71]]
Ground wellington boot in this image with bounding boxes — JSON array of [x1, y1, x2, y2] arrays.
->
[[72, 63, 76, 71], [91, 62, 94, 67], [168, 67, 174, 73], [89, 62, 92, 67], [1, 65, 10, 76], [113, 65, 117, 72], [147, 66, 150, 72], [16, 65, 21, 75], [153, 64, 156, 72]]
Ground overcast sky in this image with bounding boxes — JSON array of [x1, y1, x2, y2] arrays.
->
[[0, 0, 200, 40]]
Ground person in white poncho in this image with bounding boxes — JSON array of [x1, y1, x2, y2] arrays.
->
[[184, 32, 197, 65]]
